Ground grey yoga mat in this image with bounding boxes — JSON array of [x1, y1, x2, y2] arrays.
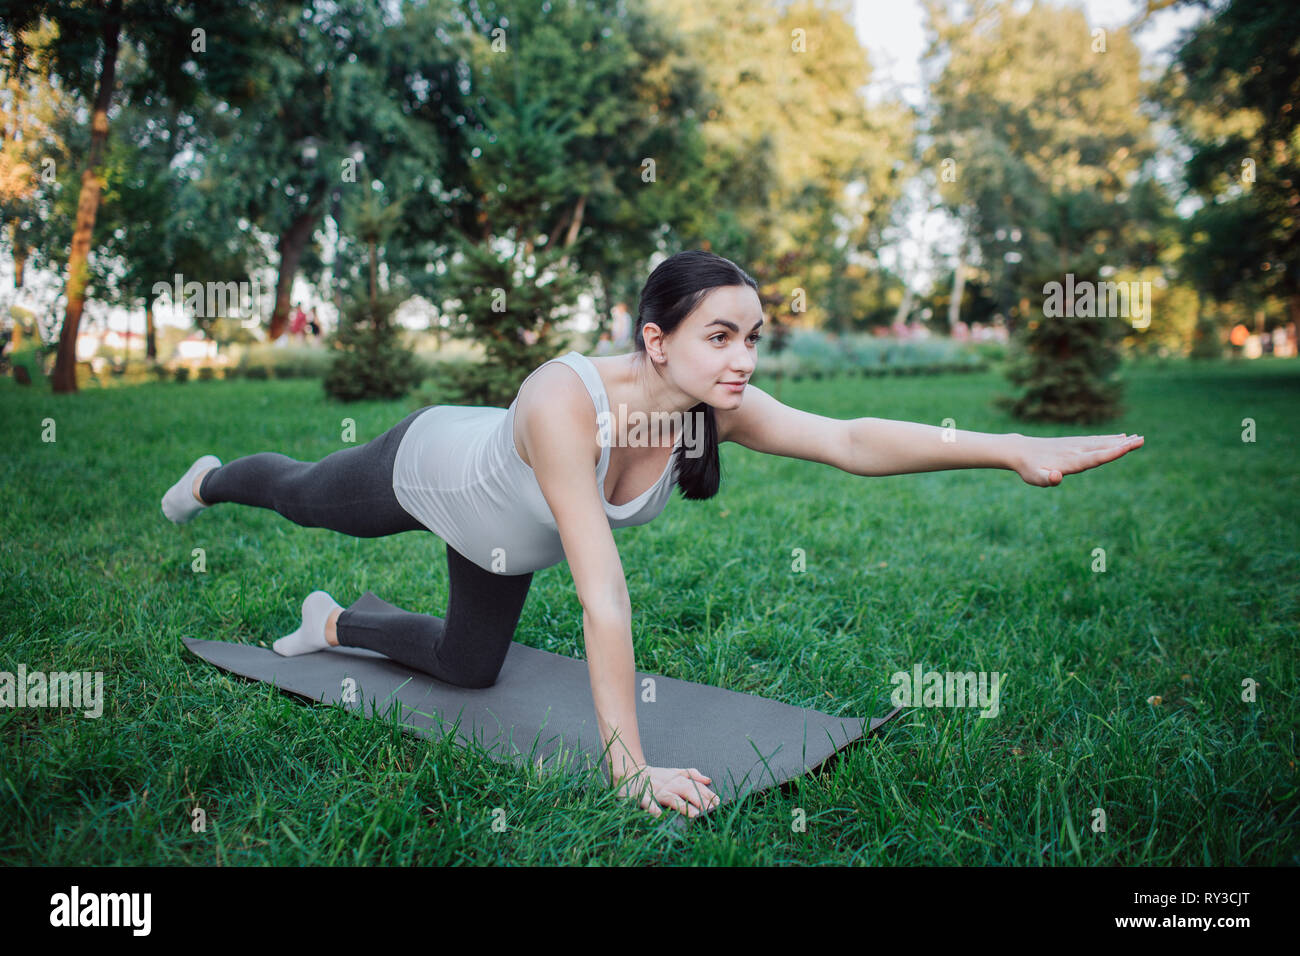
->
[[182, 636, 902, 811]]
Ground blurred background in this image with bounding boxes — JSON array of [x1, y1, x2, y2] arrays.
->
[[0, 0, 1294, 416]]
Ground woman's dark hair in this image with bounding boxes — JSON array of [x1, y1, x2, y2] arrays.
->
[[633, 249, 759, 501]]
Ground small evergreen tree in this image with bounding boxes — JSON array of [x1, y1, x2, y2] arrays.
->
[[995, 297, 1125, 424], [322, 291, 423, 402], [323, 189, 424, 402], [436, 237, 589, 407]]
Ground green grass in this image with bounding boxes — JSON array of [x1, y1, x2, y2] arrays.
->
[[1, 358, 1296, 865]]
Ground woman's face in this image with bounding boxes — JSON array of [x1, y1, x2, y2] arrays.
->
[[648, 284, 763, 410]]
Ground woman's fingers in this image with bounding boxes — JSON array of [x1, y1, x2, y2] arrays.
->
[[672, 771, 719, 815], [683, 770, 720, 808], [1088, 436, 1143, 466], [1076, 434, 1130, 451], [625, 769, 721, 818], [1062, 434, 1141, 453], [674, 791, 705, 817], [1098, 434, 1143, 449], [1052, 436, 1145, 480]]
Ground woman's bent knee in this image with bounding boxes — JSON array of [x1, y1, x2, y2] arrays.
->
[[439, 658, 504, 689]]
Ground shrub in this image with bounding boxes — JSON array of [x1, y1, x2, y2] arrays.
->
[[411, 358, 517, 408], [235, 343, 332, 380], [436, 238, 586, 407], [323, 292, 424, 402]]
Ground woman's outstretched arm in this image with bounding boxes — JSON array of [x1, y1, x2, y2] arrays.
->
[[719, 383, 1145, 487], [843, 418, 1145, 486]]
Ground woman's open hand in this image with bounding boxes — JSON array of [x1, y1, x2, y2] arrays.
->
[[1010, 432, 1144, 486], [615, 764, 720, 818]]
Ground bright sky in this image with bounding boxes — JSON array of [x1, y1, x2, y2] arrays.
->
[[855, 0, 1206, 107]]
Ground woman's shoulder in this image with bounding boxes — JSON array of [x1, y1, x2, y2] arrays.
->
[[512, 359, 601, 467], [516, 355, 594, 413]]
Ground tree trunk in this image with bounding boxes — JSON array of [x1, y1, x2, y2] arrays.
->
[[145, 302, 157, 360], [269, 203, 322, 340], [10, 220, 26, 289], [893, 285, 914, 326], [563, 193, 586, 247], [949, 254, 966, 331], [368, 238, 378, 310], [546, 210, 569, 251], [557, 193, 586, 270], [51, 1, 122, 393]]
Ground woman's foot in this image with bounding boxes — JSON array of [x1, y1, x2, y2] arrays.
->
[[273, 591, 344, 656], [161, 455, 222, 524], [191, 470, 212, 504]]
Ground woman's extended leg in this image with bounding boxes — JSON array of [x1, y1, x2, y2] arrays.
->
[[195, 406, 431, 538], [333, 544, 535, 688]]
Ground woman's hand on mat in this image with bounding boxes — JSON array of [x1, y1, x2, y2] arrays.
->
[[1010, 432, 1144, 487], [616, 765, 719, 818]]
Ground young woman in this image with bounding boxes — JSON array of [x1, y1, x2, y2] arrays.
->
[[161, 249, 1144, 819]]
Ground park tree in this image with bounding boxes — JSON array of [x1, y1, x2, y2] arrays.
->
[[412, 0, 718, 404], [650, 0, 916, 334], [1154, 0, 1299, 330], [1112, 172, 1202, 357], [0, 17, 70, 305], [0, 0, 270, 391], [77, 42, 266, 362], [0, 19, 79, 364], [322, 190, 425, 402], [202, 0, 450, 343], [923, 0, 1156, 422]]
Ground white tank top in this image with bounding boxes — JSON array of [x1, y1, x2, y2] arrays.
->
[[391, 350, 682, 574]]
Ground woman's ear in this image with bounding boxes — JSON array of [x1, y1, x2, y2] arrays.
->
[[641, 323, 668, 362]]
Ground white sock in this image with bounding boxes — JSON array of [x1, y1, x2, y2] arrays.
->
[[273, 591, 343, 656], [161, 454, 222, 524]]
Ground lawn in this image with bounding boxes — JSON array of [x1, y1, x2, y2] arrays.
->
[[1, 357, 1295, 864]]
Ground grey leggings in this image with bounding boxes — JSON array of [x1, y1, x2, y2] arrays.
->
[[197, 406, 535, 688]]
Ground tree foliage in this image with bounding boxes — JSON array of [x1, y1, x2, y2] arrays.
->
[[924, 0, 1155, 421], [1156, 0, 1299, 323]]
